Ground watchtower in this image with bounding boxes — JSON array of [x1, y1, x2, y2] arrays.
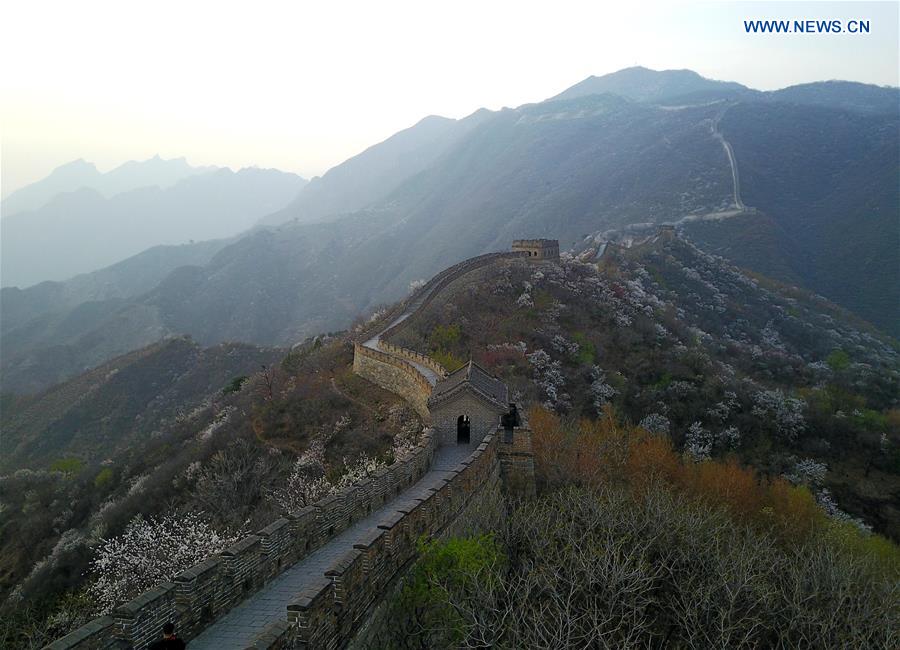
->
[[427, 361, 509, 447], [656, 225, 677, 241], [512, 239, 559, 260]]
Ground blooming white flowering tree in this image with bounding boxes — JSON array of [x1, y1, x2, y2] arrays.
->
[[760, 320, 786, 351], [639, 413, 670, 436], [89, 512, 238, 613], [271, 418, 344, 512], [684, 422, 712, 461], [273, 414, 413, 513], [816, 489, 872, 534], [551, 334, 579, 357], [716, 426, 741, 450], [273, 465, 334, 513], [589, 366, 618, 414], [752, 390, 806, 442], [335, 455, 387, 490], [366, 308, 387, 324], [705, 391, 738, 423], [527, 349, 568, 411], [784, 458, 827, 487], [390, 425, 420, 461]]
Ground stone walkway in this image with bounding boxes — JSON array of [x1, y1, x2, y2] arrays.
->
[[362, 279, 447, 386], [192, 260, 488, 647], [189, 444, 474, 649]]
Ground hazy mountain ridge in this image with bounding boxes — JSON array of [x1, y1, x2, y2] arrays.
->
[[0, 238, 230, 335], [0, 213, 391, 393], [1, 166, 306, 288], [548, 66, 900, 114], [1, 67, 896, 394], [549, 66, 755, 103], [769, 80, 900, 115], [259, 111, 492, 227], [0, 155, 218, 216]]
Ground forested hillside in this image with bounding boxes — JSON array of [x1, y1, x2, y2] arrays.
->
[[389, 239, 900, 537], [3, 70, 896, 395]]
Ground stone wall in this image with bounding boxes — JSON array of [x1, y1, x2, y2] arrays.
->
[[497, 426, 536, 499], [49, 431, 438, 650], [375, 251, 528, 344], [376, 340, 447, 380], [348, 448, 506, 650], [44, 617, 115, 649], [430, 391, 504, 447], [352, 343, 433, 419], [50, 249, 538, 650], [512, 239, 560, 260], [279, 433, 501, 650]]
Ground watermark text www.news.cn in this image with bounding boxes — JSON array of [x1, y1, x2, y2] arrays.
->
[[744, 19, 870, 34]]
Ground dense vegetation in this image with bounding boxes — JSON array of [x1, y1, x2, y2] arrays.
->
[[373, 408, 899, 648], [390, 244, 900, 537], [0, 336, 419, 648], [2, 238, 897, 647]]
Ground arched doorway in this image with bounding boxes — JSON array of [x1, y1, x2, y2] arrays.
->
[[456, 415, 470, 444]]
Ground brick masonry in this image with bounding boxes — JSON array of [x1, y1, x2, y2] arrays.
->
[[352, 343, 432, 419], [47, 246, 539, 650], [431, 390, 505, 447]]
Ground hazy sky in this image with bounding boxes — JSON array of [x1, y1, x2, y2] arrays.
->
[[1, 0, 897, 196]]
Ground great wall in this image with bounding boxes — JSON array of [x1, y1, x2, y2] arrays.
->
[[48, 243, 554, 649]]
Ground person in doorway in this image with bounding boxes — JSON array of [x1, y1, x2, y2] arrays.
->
[[150, 622, 186, 649]]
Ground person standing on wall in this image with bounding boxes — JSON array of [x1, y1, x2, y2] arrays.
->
[[150, 622, 187, 649]]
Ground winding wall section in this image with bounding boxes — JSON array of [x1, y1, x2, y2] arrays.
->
[[47, 250, 532, 650]]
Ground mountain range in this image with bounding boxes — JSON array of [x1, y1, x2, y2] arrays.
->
[[1, 66, 897, 395], [1, 158, 306, 288], [1, 155, 214, 216]]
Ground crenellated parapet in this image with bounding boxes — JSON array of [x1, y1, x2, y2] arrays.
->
[[376, 340, 447, 380], [48, 431, 438, 649], [273, 434, 502, 649], [50, 247, 541, 650], [352, 343, 434, 419], [512, 238, 560, 260]]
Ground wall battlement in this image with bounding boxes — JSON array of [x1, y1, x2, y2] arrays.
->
[[352, 343, 434, 419], [376, 341, 447, 381], [259, 433, 503, 649], [512, 238, 559, 260], [49, 246, 539, 650], [48, 431, 438, 649]]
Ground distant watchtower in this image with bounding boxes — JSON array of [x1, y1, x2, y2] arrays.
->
[[512, 239, 559, 260]]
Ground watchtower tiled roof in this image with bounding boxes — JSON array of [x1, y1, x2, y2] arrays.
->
[[427, 360, 508, 411]]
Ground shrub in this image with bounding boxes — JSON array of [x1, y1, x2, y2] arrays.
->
[[222, 375, 249, 395], [378, 486, 899, 649], [93, 468, 114, 489], [49, 458, 83, 475], [429, 324, 461, 351], [431, 349, 466, 373]]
